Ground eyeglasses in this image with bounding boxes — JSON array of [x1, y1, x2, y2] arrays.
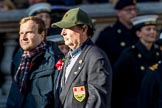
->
[[122, 7, 138, 13]]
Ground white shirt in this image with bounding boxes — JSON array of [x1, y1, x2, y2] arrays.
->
[[65, 48, 82, 83]]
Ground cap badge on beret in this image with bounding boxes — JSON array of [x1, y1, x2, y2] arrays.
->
[[144, 21, 156, 25]]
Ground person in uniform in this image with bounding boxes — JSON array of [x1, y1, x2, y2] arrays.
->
[[52, 8, 112, 108], [27, 2, 61, 36], [112, 14, 161, 108], [138, 32, 162, 108], [138, 59, 162, 108], [95, 0, 138, 65]]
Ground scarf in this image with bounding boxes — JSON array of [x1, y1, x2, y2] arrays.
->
[[14, 41, 46, 93]]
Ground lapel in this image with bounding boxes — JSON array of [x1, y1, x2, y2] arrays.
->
[[61, 54, 71, 86], [60, 39, 93, 104], [55, 54, 70, 90]]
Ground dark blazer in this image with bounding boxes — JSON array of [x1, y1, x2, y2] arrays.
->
[[55, 39, 112, 108], [95, 19, 138, 65], [138, 61, 162, 108]]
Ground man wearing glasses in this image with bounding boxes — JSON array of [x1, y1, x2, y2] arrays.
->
[[95, 0, 138, 66]]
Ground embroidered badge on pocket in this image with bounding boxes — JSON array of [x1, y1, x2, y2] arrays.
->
[[73, 86, 86, 102]]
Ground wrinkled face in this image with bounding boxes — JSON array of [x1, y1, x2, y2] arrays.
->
[[136, 25, 157, 43], [61, 25, 88, 50], [35, 12, 51, 29], [117, 5, 137, 25], [19, 20, 44, 51]]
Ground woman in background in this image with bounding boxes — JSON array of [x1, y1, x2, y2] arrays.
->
[[112, 14, 162, 108]]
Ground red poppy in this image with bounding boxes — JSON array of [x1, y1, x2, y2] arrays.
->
[[55, 59, 64, 71]]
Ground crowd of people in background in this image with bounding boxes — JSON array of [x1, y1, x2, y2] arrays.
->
[[96, 0, 162, 108], [0, 0, 162, 11], [0, 0, 162, 108]]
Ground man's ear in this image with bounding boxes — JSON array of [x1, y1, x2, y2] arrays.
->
[[82, 25, 88, 32], [41, 31, 46, 40], [116, 10, 121, 17]]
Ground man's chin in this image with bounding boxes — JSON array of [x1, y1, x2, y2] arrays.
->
[[21, 47, 31, 51], [64, 42, 69, 46]]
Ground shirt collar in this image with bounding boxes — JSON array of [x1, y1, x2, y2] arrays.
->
[[69, 47, 82, 58], [69, 39, 89, 57], [69, 39, 90, 58]]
